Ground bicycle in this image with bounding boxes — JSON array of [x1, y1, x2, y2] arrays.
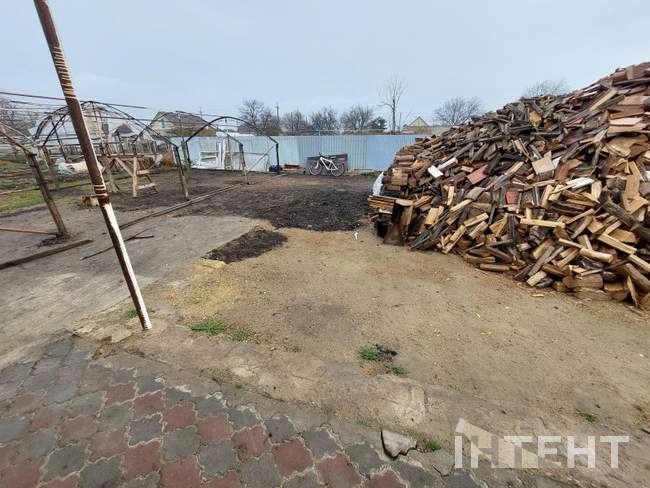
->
[[307, 153, 347, 177]]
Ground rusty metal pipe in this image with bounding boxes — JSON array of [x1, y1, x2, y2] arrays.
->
[[33, 0, 151, 330]]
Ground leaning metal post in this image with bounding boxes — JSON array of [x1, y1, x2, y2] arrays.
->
[[181, 140, 192, 170], [26, 152, 68, 238], [239, 142, 248, 184], [0, 125, 68, 238], [172, 146, 190, 200], [33, 0, 151, 330]]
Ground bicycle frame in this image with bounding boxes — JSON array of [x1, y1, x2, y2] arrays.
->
[[318, 156, 339, 172]]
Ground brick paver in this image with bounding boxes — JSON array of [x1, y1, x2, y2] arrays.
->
[[0, 333, 473, 487]]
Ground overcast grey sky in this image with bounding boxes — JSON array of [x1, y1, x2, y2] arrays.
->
[[3, 0, 649, 122]]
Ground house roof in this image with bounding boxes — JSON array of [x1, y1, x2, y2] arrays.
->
[[153, 111, 208, 127], [113, 123, 134, 135], [406, 116, 430, 127]]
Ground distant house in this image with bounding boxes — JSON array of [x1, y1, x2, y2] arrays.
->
[[112, 123, 136, 140], [149, 112, 216, 137], [402, 116, 449, 136]]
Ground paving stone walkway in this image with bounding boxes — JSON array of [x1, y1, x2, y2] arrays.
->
[[0, 333, 469, 488], [0, 333, 576, 488]]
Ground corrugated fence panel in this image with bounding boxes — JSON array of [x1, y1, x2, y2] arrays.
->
[[173, 134, 426, 172], [364, 135, 422, 171]]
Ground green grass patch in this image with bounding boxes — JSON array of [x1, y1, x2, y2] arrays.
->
[[0, 190, 44, 212], [358, 345, 381, 361], [231, 328, 253, 342], [191, 321, 226, 335], [424, 439, 442, 452], [576, 409, 599, 424], [388, 365, 407, 376], [123, 308, 138, 319]]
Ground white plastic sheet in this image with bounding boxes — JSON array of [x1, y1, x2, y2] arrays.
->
[[372, 172, 384, 196]]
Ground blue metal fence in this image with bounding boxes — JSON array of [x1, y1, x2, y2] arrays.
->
[[173, 134, 426, 172]]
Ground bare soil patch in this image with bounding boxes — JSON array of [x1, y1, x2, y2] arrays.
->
[[204, 227, 287, 263], [180, 172, 372, 231], [110, 170, 373, 231]]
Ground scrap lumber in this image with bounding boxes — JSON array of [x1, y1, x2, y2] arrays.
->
[[370, 62, 650, 308], [0, 226, 59, 235], [0, 240, 93, 270]]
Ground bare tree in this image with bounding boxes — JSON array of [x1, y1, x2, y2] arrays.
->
[[238, 99, 268, 130], [433, 97, 483, 126], [340, 105, 374, 132], [258, 109, 281, 136], [309, 107, 339, 133], [238, 99, 280, 135], [379, 76, 406, 133], [281, 110, 310, 134], [522, 79, 570, 97]]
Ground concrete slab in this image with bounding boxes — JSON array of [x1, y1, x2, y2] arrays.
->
[[0, 208, 255, 365]]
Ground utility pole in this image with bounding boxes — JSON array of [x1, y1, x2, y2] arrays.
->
[[33, 0, 152, 330]]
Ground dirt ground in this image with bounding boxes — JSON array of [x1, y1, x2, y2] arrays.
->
[[112, 170, 372, 231], [3, 170, 649, 487]]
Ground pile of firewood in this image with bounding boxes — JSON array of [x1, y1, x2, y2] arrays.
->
[[369, 63, 650, 308]]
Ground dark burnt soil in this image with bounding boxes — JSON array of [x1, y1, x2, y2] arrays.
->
[[188, 183, 369, 231], [112, 170, 373, 232], [204, 227, 287, 263]]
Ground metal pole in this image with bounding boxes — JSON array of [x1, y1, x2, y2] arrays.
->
[[26, 152, 68, 237], [33, 0, 152, 330], [41, 146, 60, 190], [181, 139, 192, 170], [172, 146, 189, 200], [179, 114, 190, 174], [239, 142, 248, 184], [53, 124, 69, 164]]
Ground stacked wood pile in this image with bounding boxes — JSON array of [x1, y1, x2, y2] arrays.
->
[[369, 63, 650, 309]]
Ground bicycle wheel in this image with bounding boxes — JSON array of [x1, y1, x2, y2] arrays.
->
[[307, 160, 322, 175], [330, 161, 346, 177]]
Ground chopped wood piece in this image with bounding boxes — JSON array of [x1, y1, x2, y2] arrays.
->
[[480, 263, 510, 272], [610, 229, 637, 243], [621, 264, 650, 293], [628, 254, 650, 273], [574, 289, 611, 301], [563, 275, 603, 289], [597, 234, 637, 254], [532, 152, 555, 176], [579, 248, 614, 264], [527, 271, 548, 286], [520, 218, 565, 228]]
